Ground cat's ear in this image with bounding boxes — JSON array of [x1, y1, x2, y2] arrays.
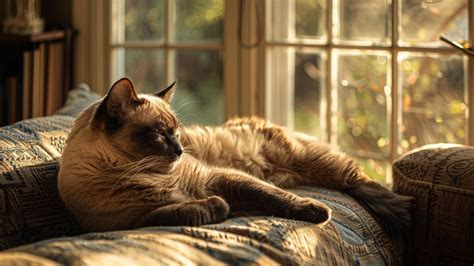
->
[[155, 81, 176, 103], [104, 78, 142, 117]]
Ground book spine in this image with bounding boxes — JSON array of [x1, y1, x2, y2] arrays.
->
[[0, 64, 5, 125], [6, 76, 18, 124], [32, 46, 41, 118], [44, 42, 65, 116], [39, 43, 47, 117], [22, 50, 32, 119], [56, 43, 64, 112], [32, 43, 47, 118], [46, 43, 55, 116]]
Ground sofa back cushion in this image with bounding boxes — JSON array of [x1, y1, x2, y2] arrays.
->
[[0, 84, 99, 250], [393, 144, 474, 265], [0, 161, 81, 250]]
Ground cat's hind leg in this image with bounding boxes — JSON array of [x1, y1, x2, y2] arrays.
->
[[133, 196, 230, 228], [283, 132, 413, 241]]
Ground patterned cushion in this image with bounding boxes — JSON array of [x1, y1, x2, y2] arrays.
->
[[0, 85, 100, 250], [0, 161, 81, 250], [393, 144, 474, 265]]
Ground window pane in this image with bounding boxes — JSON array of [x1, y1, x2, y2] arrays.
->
[[173, 50, 223, 125], [268, 0, 327, 42], [355, 157, 391, 183], [111, 48, 165, 93], [174, 0, 224, 42], [294, 51, 326, 139], [399, 0, 468, 46], [334, 50, 390, 157], [113, 0, 165, 43], [399, 53, 467, 153], [333, 0, 391, 45]]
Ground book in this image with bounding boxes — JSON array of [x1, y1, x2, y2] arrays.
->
[[46, 42, 65, 115], [38, 43, 46, 116], [32, 43, 47, 117], [56, 43, 64, 111], [32, 46, 41, 117], [6, 76, 19, 124], [46, 43, 55, 116], [22, 50, 32, 119], [0, 64, 5, 125]]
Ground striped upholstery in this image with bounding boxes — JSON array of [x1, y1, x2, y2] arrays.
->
[[0, 86, 402, 265]]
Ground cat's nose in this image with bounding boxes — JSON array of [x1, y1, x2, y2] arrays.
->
[[175, 147, 183, 156]]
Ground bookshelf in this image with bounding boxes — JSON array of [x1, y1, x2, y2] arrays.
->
[[0, 29, 73, 126]]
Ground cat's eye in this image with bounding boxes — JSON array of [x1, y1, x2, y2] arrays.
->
[[153, 122, 166, 134], [167, 128, 174, 135], [152, 127, 164, 135]]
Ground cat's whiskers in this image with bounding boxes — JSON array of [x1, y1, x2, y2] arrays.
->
[[111, 156, 162, 192], [176, 113, 199, 125], [178, 113, 198, 119], [175, 100, 202, 114], [117, 157, 175, 190], [174, 100, 206, 124], [174, 97, 192, 113]]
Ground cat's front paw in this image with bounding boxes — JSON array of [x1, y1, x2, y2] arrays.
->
[[178, 196, 230, 226], [205, 196, 230, 223], [287, 198, 332, 224]]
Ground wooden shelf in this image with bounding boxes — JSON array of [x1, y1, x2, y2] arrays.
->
[[0, 29, 74, 126], [0, 30, 70, 44]]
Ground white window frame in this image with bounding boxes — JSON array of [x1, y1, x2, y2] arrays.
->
[[261, 0, 474, 183]]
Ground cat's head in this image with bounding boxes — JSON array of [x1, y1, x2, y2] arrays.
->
[[92, 78, 183, 169]]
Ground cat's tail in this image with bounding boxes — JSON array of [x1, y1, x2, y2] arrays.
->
[[345, 181, 414, 241]]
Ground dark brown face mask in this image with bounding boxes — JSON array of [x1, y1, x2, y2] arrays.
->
[[94, 77, 182, 162]]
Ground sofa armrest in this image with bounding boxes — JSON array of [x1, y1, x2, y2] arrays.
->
[[393, 144, 474, 265]]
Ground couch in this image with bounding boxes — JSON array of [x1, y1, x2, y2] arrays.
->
[[0, 85, 471, 265]]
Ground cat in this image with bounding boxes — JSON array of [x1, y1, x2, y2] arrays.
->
[[58, 78, 412, 240]]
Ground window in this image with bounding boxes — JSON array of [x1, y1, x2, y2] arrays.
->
[[266, 0, 472, 183], [106, 0, 473, 184], [110, 0, 225, 125]]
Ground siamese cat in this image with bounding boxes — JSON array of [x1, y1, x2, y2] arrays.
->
[[58, 78, 412, 240]]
